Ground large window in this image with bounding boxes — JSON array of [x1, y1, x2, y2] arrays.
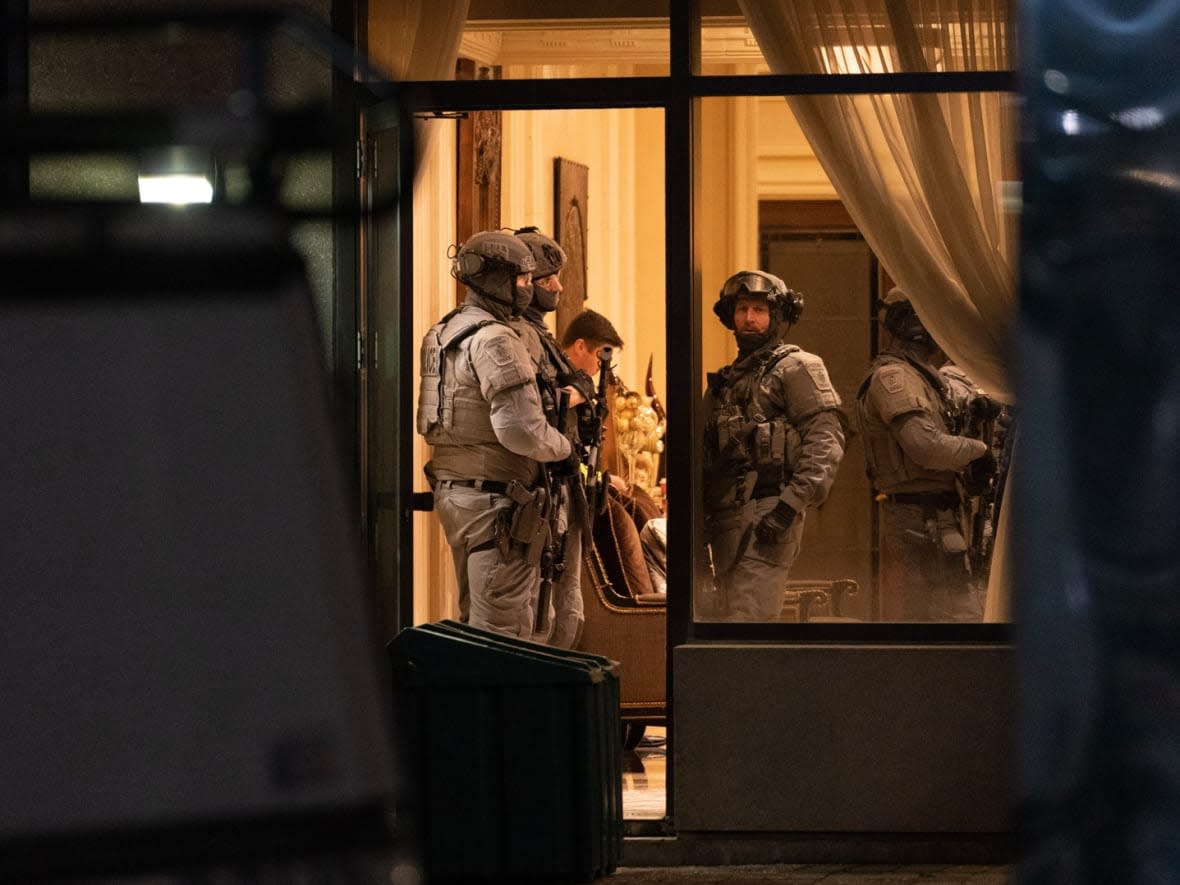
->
[[383, 1, 1017, 650]]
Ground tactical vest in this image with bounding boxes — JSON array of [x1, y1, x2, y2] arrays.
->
[[855, 351, 957, 492], [416, 307, 503, 445], [515, 316, 585, 441], [537, 326, 575, 430], [704, 343, 804, 506]]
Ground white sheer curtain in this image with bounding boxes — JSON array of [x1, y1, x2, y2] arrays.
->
[[738, 0, 1016, 619], [738, 0, 1015, 400]]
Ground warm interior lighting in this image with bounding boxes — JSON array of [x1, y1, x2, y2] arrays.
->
[[137, 174, 214, 204]]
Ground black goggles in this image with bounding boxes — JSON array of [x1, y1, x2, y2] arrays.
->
[[721, 272, 776, 298]]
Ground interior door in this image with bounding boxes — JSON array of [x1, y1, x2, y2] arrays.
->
[[362, 102, 412, 641], [762, 232, 878, 619]]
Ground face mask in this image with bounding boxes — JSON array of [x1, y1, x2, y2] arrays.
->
[[736, 329, 773, 354], [532, 286, 560, 312], [513, 282, 534, 314]]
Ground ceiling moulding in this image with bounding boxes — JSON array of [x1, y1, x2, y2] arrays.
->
[[459, 20, 765, 67]]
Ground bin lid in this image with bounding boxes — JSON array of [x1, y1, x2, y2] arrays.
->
[[433, 620, 620, 677], [388, 624, 606, 688]]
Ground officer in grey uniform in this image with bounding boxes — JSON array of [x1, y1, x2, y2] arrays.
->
[[855, 289, 996, 622], [417, 230, 574, 639], [510, 226, 596, 649], [702, 270, 846, 621]]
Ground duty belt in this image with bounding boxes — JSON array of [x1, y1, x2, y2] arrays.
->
[[889, 490, 959, 507], [437, 478, 513, 495]]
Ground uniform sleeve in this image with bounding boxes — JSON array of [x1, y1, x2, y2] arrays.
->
[[780, 408, 845, 513], [779, 351, 842, 422], [490, 384, 573, 461], [893, 412, 987, 470], [472, 326, 572, 462], [868, 363, 926, 424], [769, 353, 845, 512]]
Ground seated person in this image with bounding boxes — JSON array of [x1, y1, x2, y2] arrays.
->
[[639, 517, 667, 595]]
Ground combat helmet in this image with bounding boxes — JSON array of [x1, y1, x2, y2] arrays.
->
[[513, 226, 567, 312], [713, 270, 804, 331], [451, 230, 537, 310], [881, 287, 932, 345]]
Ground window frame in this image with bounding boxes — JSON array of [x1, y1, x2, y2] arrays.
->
[[393, 5, 1017, 646]]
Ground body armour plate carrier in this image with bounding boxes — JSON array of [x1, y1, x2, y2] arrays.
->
[[417, 308, 502, 443], [705, 343, 805, 507], [855, 351, 957, 492]]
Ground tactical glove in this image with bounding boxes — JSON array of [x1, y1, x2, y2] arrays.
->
[[963, 450, 997, 496], [558, 369, 596, 405], [549, 450, 583, 480], [754, 500, 798, 545]]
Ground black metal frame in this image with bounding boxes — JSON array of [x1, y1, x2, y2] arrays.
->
[[384, 4, 1017, 823]]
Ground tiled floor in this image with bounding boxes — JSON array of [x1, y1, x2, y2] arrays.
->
[[622, 726, 667, 820]]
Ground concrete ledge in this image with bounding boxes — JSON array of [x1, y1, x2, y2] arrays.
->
[[673, 643, 1014, 833]]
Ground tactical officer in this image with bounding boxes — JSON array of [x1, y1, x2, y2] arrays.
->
[[416, 230, 574, 639], [509, 226, 597, 649], [855, 288, 996, 622], [702, 270, 846, 621]]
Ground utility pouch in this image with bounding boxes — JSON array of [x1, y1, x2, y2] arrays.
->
[[715, 414, 734, 451], [754, 422, 773, 465], [508, 483, 551, 565], [770, 421, 785, 464]]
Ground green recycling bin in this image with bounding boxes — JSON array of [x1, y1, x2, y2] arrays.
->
[[388, 621, 622, 882]]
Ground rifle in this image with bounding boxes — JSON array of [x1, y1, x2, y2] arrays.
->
[[967, 404, 1011, 580], [535, 384, 572, 635], [583, 346, 614, 518]]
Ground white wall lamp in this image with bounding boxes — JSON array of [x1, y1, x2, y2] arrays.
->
[[137, 146, 215, 205]]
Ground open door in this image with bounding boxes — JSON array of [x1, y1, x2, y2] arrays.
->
[[360, 101, 413, 641]]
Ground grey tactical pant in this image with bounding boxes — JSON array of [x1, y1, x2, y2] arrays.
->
[[433, 483, 540, 639], [879, 500, 981, 622], [708, 496, 806, 621]]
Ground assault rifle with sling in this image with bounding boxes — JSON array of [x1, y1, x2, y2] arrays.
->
[[958, 393, 1005, 579], [534, 379, 573, 635], [583, 346, 614, 518]]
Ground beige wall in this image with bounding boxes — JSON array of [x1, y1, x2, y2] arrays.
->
[[411, 120, 461, 625], [500, 105, 666, 395]]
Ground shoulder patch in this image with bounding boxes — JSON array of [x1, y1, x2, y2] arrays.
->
[[879, 365, 907, 395], [802, 357, 835, 392], [488, 338, 518, 367]]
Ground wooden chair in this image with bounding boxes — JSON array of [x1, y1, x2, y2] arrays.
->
[[576, 486, 862, 747]]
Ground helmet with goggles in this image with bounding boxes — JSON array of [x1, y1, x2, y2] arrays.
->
[[713, 270, 804, 330], [880, 287, 932, 345]]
